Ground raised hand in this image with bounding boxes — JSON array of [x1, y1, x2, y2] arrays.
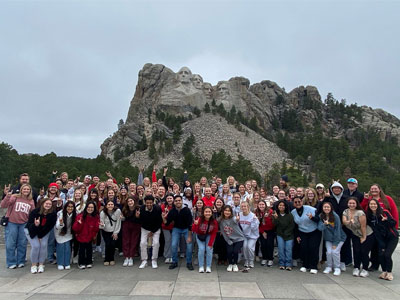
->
[[272, 211, 278, 219], [163, 167, 168, 175], [381, 214, 388, 221], [194, 218, 199, 225], [4, 184, 11, 195], [135, 209, 140, 218], [59, 217, 64, 225], [307, 213, 313, 219], [324, 219, 329, 225], [34, 217, 40, 227]]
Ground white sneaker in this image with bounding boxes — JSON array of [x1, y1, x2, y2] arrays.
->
[[128, 258, 133, 267], [292, 260, 298, 267], [206, 267, 211, 273], [8, 265, 16, 269], [119, 252, 123, 257], [152, 259, 158, 269], [233, 264, 239, 272], [353, 268, 360, 277], [261, 259, 267, 266], [267, 260, 273, 267], [249, 261, 254, 268], [139, 260, 147, 269], [310, 269, 318, 274], [243, 261, 249, 268], [227, 264, 233, 272], [78, 265, 86, 269], [123, 258, 129, 267], [57, 265, 64, 270], [300, 267, 307, 272], [340, 262, 346, 272], [86, 264, 92, 268], [38, 265, 45, 273], [17, 264, 24, 268], [333, 268, 341, 276], [323, 267, 332, 274], [65, 265, 71, 270], [359, 269, 369, 278], [199, 266, 204, 273], [31, 265, 38, 274]]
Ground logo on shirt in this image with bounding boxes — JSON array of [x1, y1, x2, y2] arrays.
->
[[15, 202, 31, 214], [223, 225, 233, 235]]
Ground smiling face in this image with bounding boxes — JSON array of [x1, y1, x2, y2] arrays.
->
[[278, 202, 285, 213], [74, 189, 83, 200], [272, 186, 279, 195], [369, 200, 378, 212], [86, 203, 94, 214], [215, 199, 224, 208], [347, 199, 357, 210], [66, 203, 74, 214], [257, 201, 266, 211], [174, 196, 183, 209], [106, 201, 114, 211], [223, 207, 232, 218], [204, 187, 212, 197], [322, 203, 331, 214], [278, 190, 286, 200], [21, 185, 31, 197], [332, 187, 342, 196], [43, 200, 52, 211], [240, 202, 249, 214], [127, 198, 135, 208], [370, 185, 380, 197], [196, 200, 204, 209], [166, 195, 174, 206], [293, 198, 303, 209], [203, 207, 212, 219]]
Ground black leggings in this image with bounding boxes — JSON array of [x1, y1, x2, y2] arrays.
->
[[379, 235, 398, 272], [352, 233, 374, 270], [226, 241, 244, 264], [215, 233, 227, 261], [299, 229, 321, 269], [259, 231, 276, 260], [78, 242, 92, 266], [102, 230, 116, 262]]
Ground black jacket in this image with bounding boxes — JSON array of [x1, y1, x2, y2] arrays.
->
[[165, 206, 193, 230], [26, 208, 57, 239], [343, 188, 364, 203], [367, 211, 398, 248], [317, 195, 348, 217]]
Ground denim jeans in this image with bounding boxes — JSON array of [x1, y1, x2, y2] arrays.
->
[[5, 222, 28, 267], [196, 235, 213, 268], [171, 228, 193, 264], [47, 227, 56, 261], [56, 241, 72, 267], [277, 235, 293, 267]]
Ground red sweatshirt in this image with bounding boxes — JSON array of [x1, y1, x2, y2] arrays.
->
[[361, 196, 399, 229], [258, 209, 275, 233], [201, 196, 216, 207], [72, 213, 100, 243], [0, 195, 35, 224], [161, 203, 174, 230], [191, 218, 218, 247]]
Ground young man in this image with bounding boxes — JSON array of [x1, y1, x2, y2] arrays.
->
[[343, 178, 363, 202], [163, 194, 194, 270], [136, 195, 162, 269]]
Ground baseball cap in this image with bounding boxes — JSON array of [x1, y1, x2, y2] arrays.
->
[[84, 175, 92, 180], [347, 178, 358, 184]]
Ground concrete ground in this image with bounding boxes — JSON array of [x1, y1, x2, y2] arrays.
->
[[0, 240, 399, 300]]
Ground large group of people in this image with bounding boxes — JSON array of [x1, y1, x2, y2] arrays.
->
[[1, 168, 398, 281]]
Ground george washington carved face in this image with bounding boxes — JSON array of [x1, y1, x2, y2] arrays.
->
[[176, 67, 192, 84]]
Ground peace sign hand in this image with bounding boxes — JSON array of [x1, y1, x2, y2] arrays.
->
[[34, 217, 40, 227], [4, 184, 11, 195], [381, 214, 388, 221]]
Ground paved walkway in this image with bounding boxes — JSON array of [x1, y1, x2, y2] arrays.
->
[[0, 242, 399, 300]]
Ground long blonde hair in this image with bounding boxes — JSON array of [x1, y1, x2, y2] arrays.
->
[[17, 184, 33, 200]]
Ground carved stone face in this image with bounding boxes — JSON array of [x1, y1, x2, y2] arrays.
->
[[177, 67, 192, 84], [202, 82, 213, 98], [191, 74, 203, 89], [218, 82, 230, 99]]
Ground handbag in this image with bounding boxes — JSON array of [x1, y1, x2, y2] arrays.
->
[[0, 216, 9, 227], [197, 221, 210, 242]]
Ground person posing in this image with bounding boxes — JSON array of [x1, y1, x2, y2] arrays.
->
[[72, 201, 100, 269], [121, 197, 141, 267], [366, 199, 398, 281], [163, 194, 194, 271], [343, 178, 364, 203], [25, 198, 57, 274], [136, 195, 163, 269], [219, 205, 245, 272], [161, 194, 175, 264], [192, 206, 218, 273], [220, 184, 233, 204], [342, 197, 374, 277], [202, 187, 216, 207], [272, 200, 295, 270], [99, 200, 121, 266], [55, 201, 76, 270], [227, 193, 241, 216], [1, 184, 35, 269], [239, 201, 260, 268], [318, 202, 347, 276], [255, 200, 275, 267], [213, 198, 227, 264], [291, 197, 321, 274]]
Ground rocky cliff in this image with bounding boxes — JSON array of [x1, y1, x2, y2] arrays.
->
[[101, 63, 400, 176]]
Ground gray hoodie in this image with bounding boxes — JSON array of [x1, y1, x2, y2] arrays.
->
[[219, 217, 245, 245]]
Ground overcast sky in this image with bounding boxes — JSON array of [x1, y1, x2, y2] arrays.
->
[[1, 0, 399, 158]]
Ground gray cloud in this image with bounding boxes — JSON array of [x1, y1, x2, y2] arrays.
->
[[1, 0, 399, 157]]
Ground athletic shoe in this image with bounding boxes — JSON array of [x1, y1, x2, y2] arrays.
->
[[187, 263, 194, 271], [86, 264, 92, 268], [110, 261, 115, 266], [261, 260, 267, 266], [139, 260, 147, 269], [8, 265, 16, 269], [17, 264, 24, 268], [65, 265, 71, 270], [359, 269, 369, 278], [300, 267, 307, 272], [78, 265, 86, 269], [333, 268, 341, 276], [152, 260, 158, 269], [123, 258, 129, 267], [353, 268, 360, 277], [57, 265, 64, 270], [31, 265, 38, 274], [249, 261, 254, 268], [38, 265, 45, 273], [340, 262, 346, 272], [128, 258, 133, 267], [169, 263, 178, 269], [227, 264, 233, 272], [286, 267, 292, 271], [267, 260, 273, 267], [199, 266, 205, 273], [310, 269, 318, 274], [243, 261, 249, 268], [323, 267, 332, 274], [206, 267, 211, 273], [119, 252, 123, 257], [165, 258, 170, 264], [103, 262, 109, 266], [232, 264, 239, 272]]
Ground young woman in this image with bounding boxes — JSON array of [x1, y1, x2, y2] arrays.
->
[[25, 198, 57, 274], [366, 199, 398, 281], [99, 200, 122, 266], [161, 194, 174, 264], [182, 188, 193, 210], [72, 188, 85, 214], [55, 201, 76, 270], [291, 196, 321, 274], [96, 182, 107, 201], [288, 187, 297, 201], [1, 184, 35, 269], [193, 182, 202, 199], [342, 197, 374, 277], [219, 205, 245, 272], [249, 191, 261, 212], [272, 200, 295, 270], [227, 193, 241, 216], [239, 201, 260, 268], [255, 200, 275, 267], [117, 186, 129, 208], [251, 180, 258, 192], [318, 202, 347, 276], [238, 184, 248, 203], [192, 206, 218, 273], [121, 197, 141, 267], [315, 183, 326, 201], [272, 185, 280, 199], [210, 182, 219, 198], [72, 201, 100, 269], [192, 198, 204, 219], [227, 176, 238, 193], [304, 188, 318, 208], [213, 198, 227, 265]]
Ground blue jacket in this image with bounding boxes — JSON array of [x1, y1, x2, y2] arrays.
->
[[317, 212, 347, 246]]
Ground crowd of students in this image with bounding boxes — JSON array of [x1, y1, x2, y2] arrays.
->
[[1, 169, 398, 281]]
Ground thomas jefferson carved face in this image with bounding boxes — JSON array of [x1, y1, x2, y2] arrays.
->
[[202, 82, 213, 98], [191, 74, 203, 89], [218, 82, 230, 99], [177, 67, 192, 84]]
